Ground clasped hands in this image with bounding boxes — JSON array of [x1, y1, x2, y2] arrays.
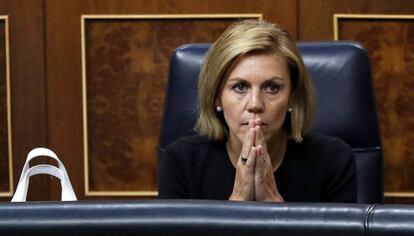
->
[[229, 118, 284, 202]]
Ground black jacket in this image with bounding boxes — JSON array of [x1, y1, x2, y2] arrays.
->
[[158, 133, 357, 203]]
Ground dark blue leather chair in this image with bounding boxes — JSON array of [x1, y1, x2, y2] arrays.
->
[[159, 42, 383, 204]]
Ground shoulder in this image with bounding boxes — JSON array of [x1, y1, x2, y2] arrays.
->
[[159, 134, 227, 171], [161, 134, 224, 156], [164, 134, 219, 149], [300, 133, 353, 153], [302, 133, 355, 171], [288, 132, 354, 165], [175, 134, 218, 144]]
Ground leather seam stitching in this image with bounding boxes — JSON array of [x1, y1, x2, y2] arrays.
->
[[364, 203, 378, 236]]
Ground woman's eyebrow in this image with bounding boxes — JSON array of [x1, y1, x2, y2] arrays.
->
[[227, 76, 286, 82], [266, 76, 285, 82], [227, 77, 248, 82]]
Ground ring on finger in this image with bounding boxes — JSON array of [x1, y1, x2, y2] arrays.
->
[[240, 156, 248, 165]]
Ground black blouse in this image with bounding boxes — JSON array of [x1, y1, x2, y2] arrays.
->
[[158, 133, 357, 203]]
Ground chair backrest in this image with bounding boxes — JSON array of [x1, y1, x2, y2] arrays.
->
[[159, 42, 383, 204]]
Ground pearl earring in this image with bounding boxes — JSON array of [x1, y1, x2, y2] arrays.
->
[[288, 107, 292, 113], [216, 106, 223, 112]]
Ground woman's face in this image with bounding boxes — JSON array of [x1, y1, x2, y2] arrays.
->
[[218, 52, 291, 144]]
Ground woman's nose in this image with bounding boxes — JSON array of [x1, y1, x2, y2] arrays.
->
[[247, 90, 264, 113]]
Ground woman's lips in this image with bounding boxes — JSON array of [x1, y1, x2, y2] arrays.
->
[[241, 122, 267, 126]]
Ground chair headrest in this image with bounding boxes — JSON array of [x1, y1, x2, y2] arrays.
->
[[160, 42, 382, 150]]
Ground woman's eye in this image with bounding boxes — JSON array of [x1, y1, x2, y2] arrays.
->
[[232, 83, 248, 93], [265, 83, 280, 93]]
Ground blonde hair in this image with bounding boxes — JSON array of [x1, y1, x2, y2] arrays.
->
[[195, 19, 315, 143]]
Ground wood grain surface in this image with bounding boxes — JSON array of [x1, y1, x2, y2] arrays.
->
[[340, 18, 414, 196]]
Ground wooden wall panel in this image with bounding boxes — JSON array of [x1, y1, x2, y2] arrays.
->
[[299, 0, 414, 203], [0, 0, 47, 201], [83, 17, 257, 195], [338, 16, 414, 203], [46, 0, 297, 199], [299, 0, 414, 40]]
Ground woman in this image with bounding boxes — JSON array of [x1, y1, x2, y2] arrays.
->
[[158, 20, 357, 202]]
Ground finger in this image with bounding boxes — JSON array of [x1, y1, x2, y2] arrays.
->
[[246, 146, 257, 169], [255, 127, 272, 169], [256, 144, 263, 158], [240, 120, 255, 161], [255, 144, 269, 167], [239, 129, 254, 166], [255, 125, 268, 153], [249, 119, 256, 146], [255, 117, 261, 128], [249, 118, 255, 128]]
